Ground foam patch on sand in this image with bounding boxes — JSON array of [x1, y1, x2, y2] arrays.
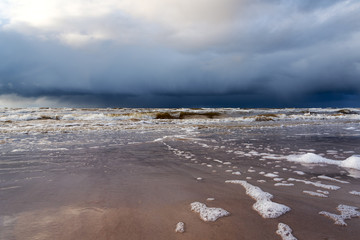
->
[[317, 190, 329, 195], [286, 153, 360, 170], [276, 223, 297, 240], [349, 190, 360, 196], [288, 178, 340, 190], [274, 178, 284, 182], [225, 180, 290, 218], [264, 173, 279, 178], [317, 175, 349, 184], [190, 202, 230, 222], [319, 204, 360, 226], [303, 190, 328, 198], [175, 222, 185, 233]]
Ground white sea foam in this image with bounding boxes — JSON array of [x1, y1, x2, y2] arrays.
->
[[248, 150, 260, 156], [11, 149, 27, 152], [264, 173, 279, 178], [261, 154, 284, 160], [341, 155, 360, 170], [190, 202, 230, 222], [349, 190, 360, 196], [175, 222, 185, 233], [317, 175, 349, 184], [288, 178, 340, 190], [42, 148, 69, 151], [303, 190, 328, 198], [234, 151, 245, 155], [274, 183, 294, 187], [299, 149, 316, 152], [293, 171, 305, 175], [225, 180, 290, 218], [0, 186, 21, 191], [276, 223, 297, 240], [319, 204, 360, 226], [287, 153, 360, 170], [287, 153, 337, 164], [317, 190, 329, 195]]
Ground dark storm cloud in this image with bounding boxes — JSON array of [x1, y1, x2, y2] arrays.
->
[[0, 0, 360, 107]]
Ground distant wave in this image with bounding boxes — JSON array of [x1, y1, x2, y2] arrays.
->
[[0, 108, 359, 134]]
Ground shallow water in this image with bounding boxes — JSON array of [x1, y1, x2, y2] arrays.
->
[[1, 108, 360, 239]]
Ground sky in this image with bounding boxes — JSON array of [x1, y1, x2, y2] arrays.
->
[[0, 0, 360, 108]]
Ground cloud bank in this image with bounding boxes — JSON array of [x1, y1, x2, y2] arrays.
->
[[1, 0, 360, 107]]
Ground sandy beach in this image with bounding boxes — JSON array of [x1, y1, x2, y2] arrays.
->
[[1, 108, 360, 240]]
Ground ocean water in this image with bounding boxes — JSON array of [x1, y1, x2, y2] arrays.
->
[[0, 108, 360, 239], [0, 107, 360, 134]]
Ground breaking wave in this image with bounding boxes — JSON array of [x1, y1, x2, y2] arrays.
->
[[0, 107, 359, 134]]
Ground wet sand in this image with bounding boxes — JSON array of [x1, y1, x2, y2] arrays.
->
[[1, 123, 360, 240]]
